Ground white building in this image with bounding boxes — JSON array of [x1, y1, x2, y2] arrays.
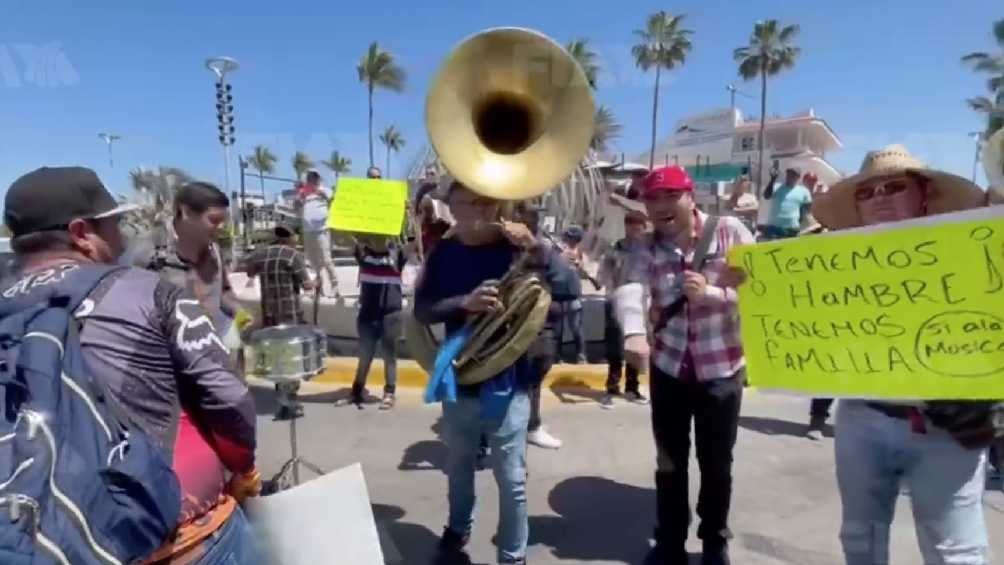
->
[[637, 107, 843, 189]]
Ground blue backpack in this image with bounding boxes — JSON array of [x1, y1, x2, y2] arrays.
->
[[0, 263, 181, 565]]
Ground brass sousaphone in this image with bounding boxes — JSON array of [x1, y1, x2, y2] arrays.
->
[[405, 27, 595, 385]]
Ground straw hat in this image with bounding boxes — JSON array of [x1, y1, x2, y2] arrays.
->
[[812, 144, 986, 230]]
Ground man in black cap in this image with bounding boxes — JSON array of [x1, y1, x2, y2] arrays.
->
[[3, 166, 137, 261], [3, 167, 261, 564]]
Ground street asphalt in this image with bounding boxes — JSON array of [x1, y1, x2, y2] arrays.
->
[[251, 385, 1004, 565]]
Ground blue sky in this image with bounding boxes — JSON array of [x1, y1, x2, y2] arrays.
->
[[0, 0, 998, 201]]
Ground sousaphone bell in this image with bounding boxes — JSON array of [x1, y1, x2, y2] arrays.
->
[[406, 27, 595, 385]]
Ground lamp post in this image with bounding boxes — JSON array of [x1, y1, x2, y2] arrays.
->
[[969, 131, 984, 184], [97, 132, 121, 168], [205, 56, 239, 192], [726, 83, 751, 112]]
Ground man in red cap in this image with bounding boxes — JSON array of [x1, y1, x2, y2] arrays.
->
[[614, 165, 753, 565]]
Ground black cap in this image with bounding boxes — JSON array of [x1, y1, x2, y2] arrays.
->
[[4, 167, 138, 237]]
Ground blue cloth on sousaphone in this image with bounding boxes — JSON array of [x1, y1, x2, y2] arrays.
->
[[424, 327, 522, 421]]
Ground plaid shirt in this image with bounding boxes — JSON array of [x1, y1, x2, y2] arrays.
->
[[620, 212, 754, 381], [246, 244, 310, 327]]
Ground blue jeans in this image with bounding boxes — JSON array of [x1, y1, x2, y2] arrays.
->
[[835, 400, 989, 565], [556, 301, 585, 362], [354, 313, 400, 392], [191, 506, 262, 565], [442, 390, 530, 563]]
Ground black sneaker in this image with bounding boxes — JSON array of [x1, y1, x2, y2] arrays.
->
[[351, 383, 367, 407], [807, 415, 826, 440], [701, 543, 730, 565], [625, 390, 649, 405], [646, 545, 688, 565], [438, 527, 470, 553]]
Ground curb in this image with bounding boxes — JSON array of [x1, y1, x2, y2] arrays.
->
[[249, 357, 615, 392], [246, 356, 757, 396]]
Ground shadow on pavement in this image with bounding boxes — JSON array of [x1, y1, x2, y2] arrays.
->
[[399, 440, 448, 472], [400, 417, 448, 472], [249, 383, 355, 417], [738, 532, 839, 565], [373, 503, 474, 565], [529, 476, 654, 563], [549, 378, 606, 405], [739, 416, 833, 439]]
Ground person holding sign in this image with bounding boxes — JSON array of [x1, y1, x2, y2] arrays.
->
[[350, 235, 406, 410], [810, 144, 1001, 565], [614, 165, 754, 565], [298, 169, 339, 298]]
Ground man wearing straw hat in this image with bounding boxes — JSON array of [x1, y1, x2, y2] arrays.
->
[[811, 144, 1001, 565]]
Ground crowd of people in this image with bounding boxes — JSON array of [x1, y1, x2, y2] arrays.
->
[[405, 145, 1003, 565], [0, 141, 1001, 565]]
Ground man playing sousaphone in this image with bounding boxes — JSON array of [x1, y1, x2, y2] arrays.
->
[[414, 177, 548, 565], [809, 145, 1001, 564], [415, 25, 595, 564]]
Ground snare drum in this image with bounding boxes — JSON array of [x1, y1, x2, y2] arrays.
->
[[246, 325, 327, 382]]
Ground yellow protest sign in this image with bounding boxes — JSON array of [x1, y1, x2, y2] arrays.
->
[[729, 210, 1004, 399], [327, 177, 407, 235]]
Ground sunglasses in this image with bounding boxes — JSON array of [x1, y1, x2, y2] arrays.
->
[[854, 179, 912, 202]]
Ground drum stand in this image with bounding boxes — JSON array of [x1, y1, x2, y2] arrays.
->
[[270, 385, 325, 489]]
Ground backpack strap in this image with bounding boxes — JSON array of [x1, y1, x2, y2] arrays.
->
[[652, 216, 720, 335], [691, 215, 720, 273]]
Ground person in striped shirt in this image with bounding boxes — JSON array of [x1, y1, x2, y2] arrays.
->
[[350, 236, 407, 409], [615, 165, 753, 565]]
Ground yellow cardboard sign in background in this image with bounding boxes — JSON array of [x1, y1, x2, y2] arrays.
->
[[327, 178, 407, 235], [728, 214, 1004, 399]]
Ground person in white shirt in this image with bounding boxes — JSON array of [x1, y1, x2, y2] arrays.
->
[[298, 169, 339, 297]]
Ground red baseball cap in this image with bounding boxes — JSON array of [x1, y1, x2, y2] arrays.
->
[[642, 166, 693, 198]]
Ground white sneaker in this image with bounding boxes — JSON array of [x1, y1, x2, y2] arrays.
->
[[527, 427, 563, 450]]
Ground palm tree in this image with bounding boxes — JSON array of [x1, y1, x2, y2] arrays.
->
[[632, 11, 694, 169], [566, 39, 600, 89], [291, 151, 314, 181], [734, 20, 801, 196], [322, 150, 352, 185], [247, 145, 277, 202], [591, 106, 622, 153], [357, 42, 406, 168], [378, 125, 406, 177], [127, 166, 193, 233], [962, 19, 1004, 136]]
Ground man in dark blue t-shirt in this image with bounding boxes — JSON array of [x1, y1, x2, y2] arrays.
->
[[414, 179, 543, 565]]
